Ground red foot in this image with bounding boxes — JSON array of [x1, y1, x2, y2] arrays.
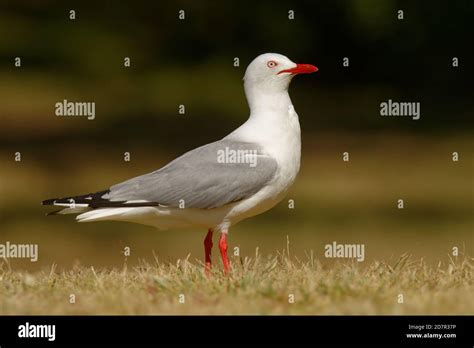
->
[[219, 233, 230, 275], [204, 229, 213, 274]]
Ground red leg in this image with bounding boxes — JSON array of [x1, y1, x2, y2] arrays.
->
[[204, 229, 213, 274], [218, 232, 230, 275]]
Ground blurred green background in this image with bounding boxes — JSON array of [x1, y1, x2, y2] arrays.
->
[[0, 0, 472, 270]]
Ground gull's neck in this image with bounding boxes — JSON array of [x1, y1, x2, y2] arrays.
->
[[226, 80, 300, 152], [245, 83, 292, 118], [225, 79, 301, 150]]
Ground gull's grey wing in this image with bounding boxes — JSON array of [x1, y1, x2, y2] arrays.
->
[[103, 139, 278, 209]]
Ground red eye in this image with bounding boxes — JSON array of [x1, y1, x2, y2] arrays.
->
[[267, 60, 277, 68]]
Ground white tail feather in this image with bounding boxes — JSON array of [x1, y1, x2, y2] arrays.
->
[[76, 208, 140, 222]]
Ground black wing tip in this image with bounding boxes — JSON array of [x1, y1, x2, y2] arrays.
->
[[41, 190, 161, 208], [41, 190, 110, 206], [42, 198, 57, 206]]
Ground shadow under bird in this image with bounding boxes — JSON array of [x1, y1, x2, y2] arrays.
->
[[43, 53, 318, 274]]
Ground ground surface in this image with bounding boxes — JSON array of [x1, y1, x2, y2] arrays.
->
[[1, 252, 472, 315]]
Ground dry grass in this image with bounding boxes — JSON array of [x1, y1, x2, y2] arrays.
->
[[1, 250, 472, 315]]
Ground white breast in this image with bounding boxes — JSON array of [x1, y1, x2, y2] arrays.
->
[[221, 103, 302, 226]]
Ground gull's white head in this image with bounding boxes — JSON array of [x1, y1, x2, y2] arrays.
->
[[244, 53, 318, 94]]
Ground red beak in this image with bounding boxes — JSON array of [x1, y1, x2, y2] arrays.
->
[[278, 63, 318, 75]]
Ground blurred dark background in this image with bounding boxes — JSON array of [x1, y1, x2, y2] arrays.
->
[[0, 0, 472, 270]]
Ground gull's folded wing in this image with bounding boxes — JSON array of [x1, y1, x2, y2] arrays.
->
[[106, 140, 278, 209], [43, 140, 278, 210]]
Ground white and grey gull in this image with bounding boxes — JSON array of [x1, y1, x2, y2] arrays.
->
[[43, 53, 318, 273]]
